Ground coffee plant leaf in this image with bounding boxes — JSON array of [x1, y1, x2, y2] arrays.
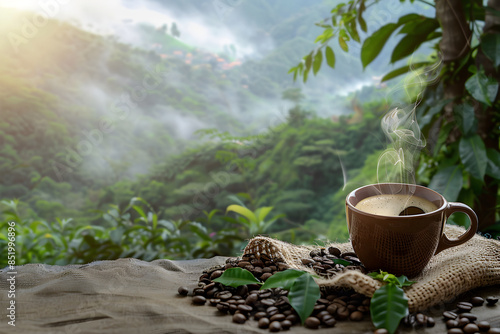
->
[[333, 258, 351, 266], [288, 272, 321, 324], [212, 267, 261, 288], [370, 283, 409, 334], [260, 269, 306, 290]]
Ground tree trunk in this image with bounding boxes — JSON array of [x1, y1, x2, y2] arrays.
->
[[474, 0, 500, 230], [435, 0, 471, 115]]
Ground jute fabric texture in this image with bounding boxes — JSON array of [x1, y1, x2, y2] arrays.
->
[[244, 225, 500, 312]]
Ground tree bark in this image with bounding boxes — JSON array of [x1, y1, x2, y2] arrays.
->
[[474, 0, 500, 230], [435, 0, 471, 116]]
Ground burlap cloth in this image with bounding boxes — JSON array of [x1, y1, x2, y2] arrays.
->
[[0, 225, 498, 333], [244, 225, 500, 312]]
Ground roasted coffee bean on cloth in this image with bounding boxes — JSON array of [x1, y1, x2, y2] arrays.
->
[[180, 250, 500, 333]]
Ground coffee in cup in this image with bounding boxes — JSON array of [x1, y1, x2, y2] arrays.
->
[[346, 183, 478, 277]]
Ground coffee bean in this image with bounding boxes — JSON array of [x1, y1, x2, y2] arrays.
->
[[260, 290, 272, 298], [328, 246, 341, 257], [460, 313, 477, 321], [281, 319, 292, 330], [263, 267, 273, 273], [209, 298, 220, 306], [374, 329, 389, 334], [415, 313, 427, 326], [232, 313, 246, 324], [238, 261, 251, 268], [310, 249, 322, 258], [193, 288, 205, 296], [448, 329, 465, 334], [427, 316, 435, 327], [237, 304, 253, 313], [458, 317, 470, 328], [219, 291, 232, 300], [209, 270, 223, 280], [305, 317, 320, 329], [266, 306, 279, 316], [336, 308, 350, 320], [246, 293, 258, 305], [258, 318, 270, 328], [261, 272, 273, 281], [444, 311, 459, 320], [463, 323, 480, 334], [286, 314, 298, 324], [254, 311, 267, 320], [192, 295, 206, 305], [270, 314, 286, 322], [477, 321, 491, 331], [403, 314, 415, 327], [350, 311, 363, 321], [322, 314, 337, 327], [457, 302, 473, 312], [333, 298, 347, 306], [314, 304, 326, 312], [269, 321, 282, 332], [177, 286, 189, 296], [261, 298, 275, 306], [301, 258, 315, 266], [471, 296, 485, 306], [486, 296, 499, 306], [447, 320, 460, 328], [316, 310, 330, 320], [229, 304, 238, 314], [317, 298, 330, 305], [278, 262, 290, 271], [487, 328, 500, 334]]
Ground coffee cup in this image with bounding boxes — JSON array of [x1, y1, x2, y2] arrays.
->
[[345, 183, 478, 277]]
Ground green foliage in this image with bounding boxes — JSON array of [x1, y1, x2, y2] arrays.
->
[[368, 271, 416, 334], [226, 204, 284, 236], [213, 267, 261, 287], [287, 272, 321, 324]]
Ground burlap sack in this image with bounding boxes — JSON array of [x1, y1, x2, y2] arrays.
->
[[244, 225, 500, 312]]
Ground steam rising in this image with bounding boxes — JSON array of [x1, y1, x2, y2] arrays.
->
[[377, 57, 442, 186]]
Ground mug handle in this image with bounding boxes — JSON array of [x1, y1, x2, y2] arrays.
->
[[434, 202, 478, 255]]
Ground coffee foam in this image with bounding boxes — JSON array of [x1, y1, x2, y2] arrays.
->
[[355, 194, 438, 217]]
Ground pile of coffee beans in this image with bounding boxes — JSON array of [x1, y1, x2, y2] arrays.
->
[[178, 251, 499, 333], [440, 296, 499, 334], [302, 247, 368, 277]]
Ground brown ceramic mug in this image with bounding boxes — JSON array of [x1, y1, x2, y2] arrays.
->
[[345, 183, 478, 277]]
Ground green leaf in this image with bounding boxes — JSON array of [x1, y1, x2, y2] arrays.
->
[[338, 35, 348, 52], [428, 165, 463, 202], [486, 148, 500, 180], [260, 269, 306, 290], [333, 258, 351, 266], [396, 276, 416, 287], [361, 23, 398, 68], [371, 283, 409, 334], [418, 98, 452, 129], [358, 13, 367, 32], [347, 20, 360, 42], [381, 62, 429, 82], [288, 273, 321, 324], [391, 19, 439, 63], [304, 52, 313, 72], [465, 70, 499, 106], [459, 135, 488, 181], [212, 267, 261, 288], [325, 46, 335, 68], [226, 205, 257, 224], [482, 33, 500, 68], [256, 206, 273, 222], [313, 50, 322, 75], [453, 103, 477, 136]]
